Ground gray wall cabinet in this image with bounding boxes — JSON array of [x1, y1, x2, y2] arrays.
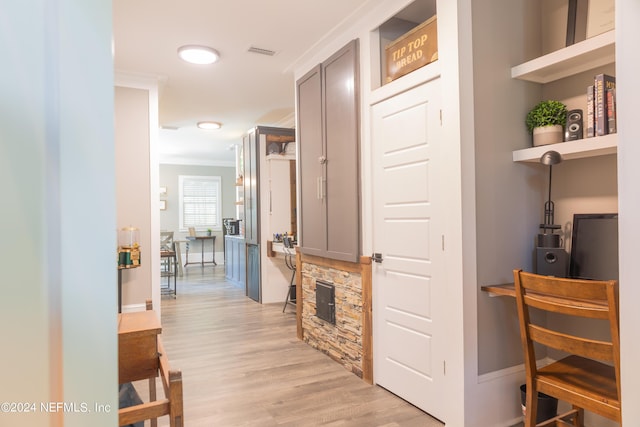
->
[[297, 40, 360, 262]]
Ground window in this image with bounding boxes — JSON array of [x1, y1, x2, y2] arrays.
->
[[178, 175, 221, 231]]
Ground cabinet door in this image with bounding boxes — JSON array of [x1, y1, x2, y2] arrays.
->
[[243, 131, 259, 245], [246, 243, 260, 301], [238, 240, 246, 287], [323, 40, 360, 262], [231, 239, 239, 282], [297, 65, 326, 257], [224, 237, 232, 279]]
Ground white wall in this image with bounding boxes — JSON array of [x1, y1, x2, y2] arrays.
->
[[114, 82, 160, 312], [0, 1, 117, 425], [616, 0, 640, 423]]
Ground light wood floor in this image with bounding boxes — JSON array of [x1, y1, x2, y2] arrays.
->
[[140, 265, 444, 426]]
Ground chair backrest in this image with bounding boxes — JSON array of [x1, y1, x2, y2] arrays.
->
[[513, 270, 621, 397], [160, 231, 174, 251], [282, 236, 295, 270]]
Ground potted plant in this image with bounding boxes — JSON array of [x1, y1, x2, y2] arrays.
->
[[526, 100, 567, 147], [206, 228, 212, 236]]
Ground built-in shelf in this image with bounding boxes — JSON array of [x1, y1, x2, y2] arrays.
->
[[511, 30, 615, 84], [266, 153, 295, 161], [512, 133, 617, 162], [481, 284, 515, 298]]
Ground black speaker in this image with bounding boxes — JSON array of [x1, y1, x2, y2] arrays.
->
[[565, 109, 583, 141], [536, 247, 568, 277]]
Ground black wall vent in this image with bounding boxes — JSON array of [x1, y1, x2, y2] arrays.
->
[[316, 281, 335, 324]]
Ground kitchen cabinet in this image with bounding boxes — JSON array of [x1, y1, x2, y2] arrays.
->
[[224, 235, 245, 287], [297, 39, 360, 263]]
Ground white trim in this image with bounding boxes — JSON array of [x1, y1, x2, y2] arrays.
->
[[121, 303, 148, 313], [477, 357, 554, 384], [477, 363, 525, 384], [114, 70, 166, 90], [159, 157, 235, 167]]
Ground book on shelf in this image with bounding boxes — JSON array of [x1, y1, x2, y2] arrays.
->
[[586, 85, 595, 138], [607, 87, 617, 134], [594, 73, 615, 136]]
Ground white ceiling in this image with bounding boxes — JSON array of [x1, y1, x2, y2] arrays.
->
[[113, 0, 374, 166]]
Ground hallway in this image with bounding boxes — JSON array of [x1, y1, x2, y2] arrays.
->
[[146, 265, 443, 426]]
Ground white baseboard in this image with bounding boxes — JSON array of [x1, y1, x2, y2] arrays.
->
[[121, 303, 147, 313]]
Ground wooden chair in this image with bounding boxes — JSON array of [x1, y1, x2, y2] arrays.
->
[[160, 231, 175, 251], [513, 270, 621, 426], [118, 300, 184, 427]]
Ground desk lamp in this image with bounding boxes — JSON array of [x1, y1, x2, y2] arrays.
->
[[538, 150, 563, 246], [536, 150, 567, 277]]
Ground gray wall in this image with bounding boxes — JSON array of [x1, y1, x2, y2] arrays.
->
[[159, 164, 236, 255], [473, 0, 542, 374]]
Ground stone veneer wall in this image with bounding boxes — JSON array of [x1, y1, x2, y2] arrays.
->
[[301, 261, 364, 378]]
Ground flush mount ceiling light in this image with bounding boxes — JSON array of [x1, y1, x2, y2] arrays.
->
[[177, 45, 220, 65], [197, 121, 222, 130]]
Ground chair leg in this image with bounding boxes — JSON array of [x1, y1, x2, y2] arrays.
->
[[149, 376, 157, 427], [282, 269, 296, 313], [571, 406, 584, 427], [289, 269, 296, 301], [282, 286, 292, 312], [524, 385, 538, 427]]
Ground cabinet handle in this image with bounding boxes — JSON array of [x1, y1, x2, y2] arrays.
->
[[316, 176, 326, 200]]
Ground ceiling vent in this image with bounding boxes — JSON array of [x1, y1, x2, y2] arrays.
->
[[248, 46, 277, 56]]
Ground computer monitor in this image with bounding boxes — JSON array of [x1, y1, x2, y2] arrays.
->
[[569, 213, 619, 281]]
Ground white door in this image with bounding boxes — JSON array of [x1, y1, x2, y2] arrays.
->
[[372, 79, 445, 421]]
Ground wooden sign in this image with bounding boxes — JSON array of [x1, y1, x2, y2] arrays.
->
[[385, 15, 438, 83]]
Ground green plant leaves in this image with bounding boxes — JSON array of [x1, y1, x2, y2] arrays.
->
[[526, 100, 568, 133]]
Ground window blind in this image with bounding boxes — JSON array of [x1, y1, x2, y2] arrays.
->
[[178, 175, 221, 230]]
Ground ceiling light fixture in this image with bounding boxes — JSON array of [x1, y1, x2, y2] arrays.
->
[[177, 45, 220, 65], [197, 121, 222, 130]]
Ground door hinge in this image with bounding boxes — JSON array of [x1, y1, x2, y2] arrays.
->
[[443, 360, 446, 375], [371, 252, 383, 263], [441, 235, 445, 251]]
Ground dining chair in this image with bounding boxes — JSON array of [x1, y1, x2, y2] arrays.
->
[[513, 269, 621, 426]]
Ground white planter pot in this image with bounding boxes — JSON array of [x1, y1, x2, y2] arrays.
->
[[533, 125, 563, 147]]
